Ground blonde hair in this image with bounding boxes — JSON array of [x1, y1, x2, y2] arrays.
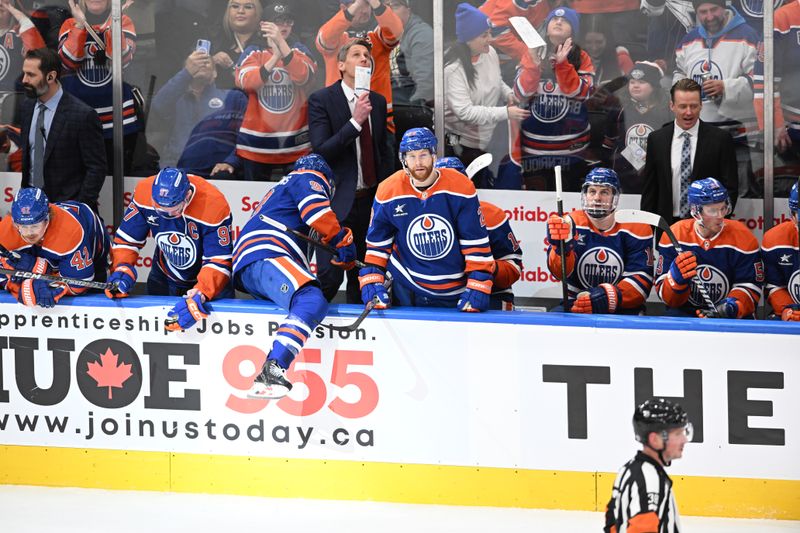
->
[[223, 0, 262, 41]]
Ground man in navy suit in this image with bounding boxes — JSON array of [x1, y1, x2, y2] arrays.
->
[[19, 47, 106, 213], [308, 38, 393, 302]]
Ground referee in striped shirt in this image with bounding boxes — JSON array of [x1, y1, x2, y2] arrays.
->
[[604, 398, 693, 533]]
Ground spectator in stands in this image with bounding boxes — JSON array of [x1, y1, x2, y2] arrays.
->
[[673, 0, 759, 198], [603, 61, 671, 194], [511, 6, 594, 192], [478, 0, 550, 78], [59, 0, 139, 174], [730, 0, 785, 39], [571, 0, 648, 60], [753, 0, 799, 161], [151, 48, 227, 168], [212, 0, 265, 90], [177, 89, 249, 179], [308, 38, 394, 303], [641, 0, 693, 74], [233, 2, 317, 181], [0, 0, 45, 122], [388, 0, 432, 106], [317, 0, 403, 134], [640, 78, 738, 224], [581, 15, 633, 89], [444, 3, 528, 187]]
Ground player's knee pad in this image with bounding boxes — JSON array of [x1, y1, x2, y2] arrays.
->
[[288, 284, 328, 329]]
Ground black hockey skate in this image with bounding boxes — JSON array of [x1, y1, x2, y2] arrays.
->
[[246, 359, 293, 399]]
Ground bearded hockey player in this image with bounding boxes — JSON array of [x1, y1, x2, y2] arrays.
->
[[435, 156, 524, 310], [0, 187, 109, 308], [655, 177, 763, 318], [106, 167, 234, 331], [761, 182, 800, 321], [358, 127, 494, 311], [233, 154, 357, 399], [605, 398, 693, 533], [546, 168, 653, 314]]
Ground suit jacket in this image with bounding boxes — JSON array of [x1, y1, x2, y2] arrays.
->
[[307, 80, 393, 220], [640, 120, 738, 225], [20, 89, 107, 212]]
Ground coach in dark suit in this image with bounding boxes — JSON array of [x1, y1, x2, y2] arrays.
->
[[19, 47, 106, 212], [641, 78, 737, 224], [308, 38, 393, 303]]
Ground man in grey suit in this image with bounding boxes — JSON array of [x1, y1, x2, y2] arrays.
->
[[19, 47, 106, 212]]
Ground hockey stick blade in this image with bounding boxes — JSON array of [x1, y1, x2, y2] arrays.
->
[[326, 298, 380, 332], [614, 209, 719, 315], [0, 266, 114, 290], [259, 214, 368, 269], [465, 153, 493, 180]]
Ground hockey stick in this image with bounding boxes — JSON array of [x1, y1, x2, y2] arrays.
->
[[614, 209, 719, 315], [554, 165, 571, 311], [465, 153, 493, 180], [324, 275, 393, 332], [0, 266, 114, 290], [258, 214, 368, 269]]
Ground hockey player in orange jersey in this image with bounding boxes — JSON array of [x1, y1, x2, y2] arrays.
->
[[0, 187, 109, 308], [546, 168, 653, 314], [106, 168, 233, 331], [655, 177, 763, 318], [761, 182, 800, 321]]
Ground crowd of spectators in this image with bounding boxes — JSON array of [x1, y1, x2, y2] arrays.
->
[[0, 0, 795, 196]]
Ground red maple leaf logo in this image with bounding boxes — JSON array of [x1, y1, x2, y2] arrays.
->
[[86, 348, 133, 400]]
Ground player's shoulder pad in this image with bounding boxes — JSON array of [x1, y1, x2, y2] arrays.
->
[[375, 170, 416, 203], [184, 176, 232, 225], [0, 216, 27, 250], [762, 219, 797, 250], [719, 218, 759, 251], [41, 204, 83, 255], [660, 218, 693, 246], [479, 201, 508, 229], [433, 167, 478, 198], [617, 221, 654, 239], [569, 210, 591, 227], [132, 176, 157, 209]]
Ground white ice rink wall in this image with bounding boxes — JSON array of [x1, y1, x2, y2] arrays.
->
[[1, 295, 799, 519]]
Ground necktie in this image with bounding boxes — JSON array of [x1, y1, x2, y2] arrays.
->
[[679, 131, 692, 218], [359, 115, 377, 188], [32, 103, 47, 189]]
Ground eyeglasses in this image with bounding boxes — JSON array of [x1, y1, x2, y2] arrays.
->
[[274, 19, 294, 27]]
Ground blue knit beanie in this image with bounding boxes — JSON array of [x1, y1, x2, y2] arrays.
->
[[455, 3, 490, 43], [544, 7, 580, 38]]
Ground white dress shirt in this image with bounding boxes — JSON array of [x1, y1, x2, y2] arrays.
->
[[341, 81, 372, 191], [670, 119, 699, 217]]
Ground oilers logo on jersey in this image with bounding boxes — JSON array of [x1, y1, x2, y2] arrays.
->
[[789, 270, 800, 303], [689, 265, 730, 306], [625, 123, 654, 151], [156, 232, 197, 269], [406, 214, 454, 261], [78, 41, 111, 87], [258, 68, 295, 114], [577, 247, 623, 288], [737, 0, 782, 18], [532, 80, 571, 123], [0, 46, 10, 82]]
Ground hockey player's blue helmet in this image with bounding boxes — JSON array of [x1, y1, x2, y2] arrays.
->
[[633, 398, 693, 464], [294, 153, 334, 183], [434, 156, 466, 174], [581, 167, 620, 218], [399, 127, 437, 157], [12, 187, 50, 225], [790, 181, 798, 215], [687, 177, 730, 218], [152, 167, 190, 208]]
